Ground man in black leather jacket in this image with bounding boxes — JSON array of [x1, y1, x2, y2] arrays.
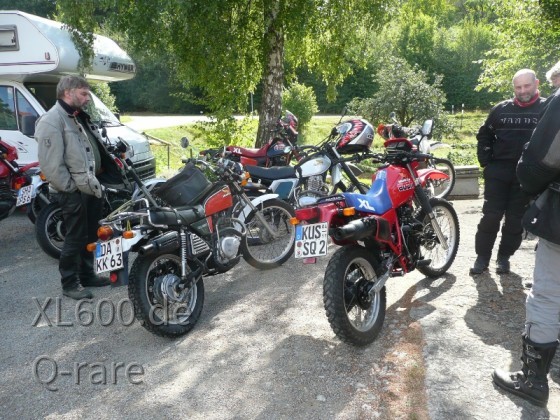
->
[[470, 69, 547, 275], [492, 88, 560, 407]]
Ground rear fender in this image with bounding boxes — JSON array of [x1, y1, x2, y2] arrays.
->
[[295, 202, 341, 225]]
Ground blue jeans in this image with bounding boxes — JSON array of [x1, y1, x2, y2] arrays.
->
[[525, 238, 560, 343]]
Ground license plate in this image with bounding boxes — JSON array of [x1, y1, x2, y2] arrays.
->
[[294, 222, 329, 259], [16, 185, 33, 206], [95, 237, 124, 274]]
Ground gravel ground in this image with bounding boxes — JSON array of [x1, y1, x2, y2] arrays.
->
[[1, 198, 558, 419]]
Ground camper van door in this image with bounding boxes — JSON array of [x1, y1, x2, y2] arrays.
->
[[0, 81, 45, 166]]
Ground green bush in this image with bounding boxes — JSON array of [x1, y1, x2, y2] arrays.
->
[[190, 116, 258, 149], [90, 82, 117, 113], [282, 82, 318, 131]]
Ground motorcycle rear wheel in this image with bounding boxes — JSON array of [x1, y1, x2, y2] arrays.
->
[[426, 158, 456, 199], [323, 245, 386, 346], [415, 197, 460, 277], [35, 202, 64, 259], [240, 198, 296, 270], [128, 252, 204, 338]]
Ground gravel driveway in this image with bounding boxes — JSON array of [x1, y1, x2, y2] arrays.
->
[[1, 197, 558, 419]]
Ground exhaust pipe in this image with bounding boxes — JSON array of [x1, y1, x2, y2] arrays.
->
[[139, 231, 180, 256], [333, 217, 381, 242]]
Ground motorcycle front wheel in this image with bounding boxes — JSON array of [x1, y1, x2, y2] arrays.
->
[[415, 197, 460, 277], [128, 252, 204, 338], [323, 245, 386, 346], [240, 198, 296, 270], [426, 157, 456, 199], [35, 202, 64, 259]]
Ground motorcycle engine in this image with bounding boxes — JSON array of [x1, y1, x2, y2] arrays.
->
[[212, 217, 245, 272], [398, 205, 424, 268], [294, 175, 330, 207]]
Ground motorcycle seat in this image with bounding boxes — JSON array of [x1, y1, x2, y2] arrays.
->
[[342, 176, 392, 215], [228, 146, 267, 158], [245, 165, 296, 181], [149, 205, 204, 226]]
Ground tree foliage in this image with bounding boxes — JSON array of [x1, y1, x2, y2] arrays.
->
[[477, 0, 560, 98], [56, 0, 388, 146], [348, 57, 452, 140]]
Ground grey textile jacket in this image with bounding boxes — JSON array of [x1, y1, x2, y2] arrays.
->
[[36, 102, 103, 198]]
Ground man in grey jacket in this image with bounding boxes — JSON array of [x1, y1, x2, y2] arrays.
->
[[36, 75, 110, 299]]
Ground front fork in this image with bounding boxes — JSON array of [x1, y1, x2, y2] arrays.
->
[[407, 163, 448, 250]]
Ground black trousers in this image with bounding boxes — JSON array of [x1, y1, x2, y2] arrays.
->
[[475, 161, 530, 259], [58, 191, 104, 288]]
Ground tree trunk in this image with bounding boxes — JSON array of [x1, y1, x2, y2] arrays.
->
[[255, 2, 284, 147]]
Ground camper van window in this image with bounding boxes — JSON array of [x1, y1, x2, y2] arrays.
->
[[16, 90, 39, 137], [0, 86, 18, 130]]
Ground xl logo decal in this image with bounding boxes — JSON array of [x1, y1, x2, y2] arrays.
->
[[357, 198, 375, 211]]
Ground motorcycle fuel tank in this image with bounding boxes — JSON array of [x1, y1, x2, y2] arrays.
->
[[298, 155, 332, 177]]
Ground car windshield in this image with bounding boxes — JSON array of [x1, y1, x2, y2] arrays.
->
[[24, 81, 122, 128], [85, 93, 121, 127]]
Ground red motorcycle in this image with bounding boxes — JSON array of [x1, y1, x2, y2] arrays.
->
[[202, 111, 300, 167], [293, 135, 460, 346], [0, 138, 38, 222]]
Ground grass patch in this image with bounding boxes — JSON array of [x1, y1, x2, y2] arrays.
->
[[139, 111, 488, 176]]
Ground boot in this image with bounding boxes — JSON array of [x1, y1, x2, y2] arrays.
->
[[496, 254, 510, 274], [469, 255, 489, 275], [79, 253, 110, 287], [63, 283, 93, 300], [492, 334, 558, 407]]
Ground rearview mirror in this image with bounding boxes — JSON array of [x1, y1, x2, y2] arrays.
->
[[421, 120, 433, 137], [180, 137, 190, 149]]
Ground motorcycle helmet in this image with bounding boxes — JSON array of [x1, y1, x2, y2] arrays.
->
[[334, 119, 374, 154], [274, 110, 299, 143]]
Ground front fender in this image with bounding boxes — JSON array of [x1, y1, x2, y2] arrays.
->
[[237, 193, 280, 222]]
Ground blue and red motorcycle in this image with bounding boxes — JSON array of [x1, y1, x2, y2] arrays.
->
[[292, 134, 460, 346]]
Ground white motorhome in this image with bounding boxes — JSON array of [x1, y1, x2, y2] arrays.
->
[[0, 10, 156, 179]]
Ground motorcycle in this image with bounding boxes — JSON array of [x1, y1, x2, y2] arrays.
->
[[377, 114, 456, 199], [0, 137, 38, 222], [292, 134, 460, 346], [89, 141, 295, 337], [201, 111, 299, 167], [240, 117, 376, 208]]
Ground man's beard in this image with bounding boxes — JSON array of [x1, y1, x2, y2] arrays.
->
[[516, 93, 534, 103]]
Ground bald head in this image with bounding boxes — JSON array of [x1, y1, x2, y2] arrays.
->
[[512, 69, 539, 103]]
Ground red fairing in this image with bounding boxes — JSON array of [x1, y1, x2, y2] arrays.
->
[[372, 165, 416, 209], [0, 161, 10, 178], [204, 185, 233, 216], [0, 139, 18, 162]]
